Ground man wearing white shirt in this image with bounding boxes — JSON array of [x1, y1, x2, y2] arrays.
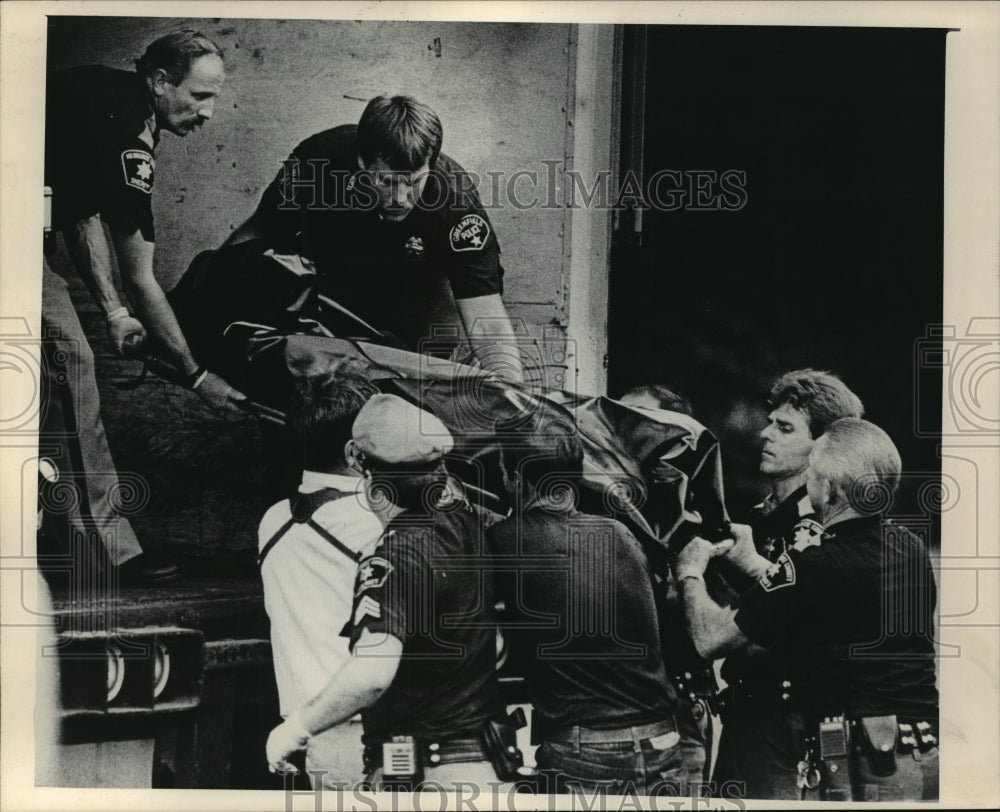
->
[[257, 371, 381, 786]]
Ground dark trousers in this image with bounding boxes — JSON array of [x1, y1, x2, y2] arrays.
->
[[712, 708, 807, 801]]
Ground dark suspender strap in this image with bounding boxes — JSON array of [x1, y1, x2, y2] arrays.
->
[[306, 518, 362, 563], [258, 516, 296, 567], [258, 486, 356, 567]]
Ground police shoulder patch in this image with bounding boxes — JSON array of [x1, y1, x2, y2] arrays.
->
[[356, 556, 393, 594], [121, 149, 155, 193], [450, 213, 490, 252], [353, 594, 382, 625], [791, 518, 824, 552], [759, 551, 796, 592]]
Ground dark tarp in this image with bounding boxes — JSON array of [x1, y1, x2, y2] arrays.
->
[[168, 243, 733, 571]]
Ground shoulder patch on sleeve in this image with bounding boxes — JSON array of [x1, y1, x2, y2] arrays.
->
[[759, 551, 797, 592], [121, 149, 155, 193], [353, 594, 382, 625], [791, 518, 824, 552], [356, 556, 393, 594], [450, 213, 490, 252]]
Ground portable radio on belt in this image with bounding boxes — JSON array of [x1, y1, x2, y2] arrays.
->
[[381, 735, 423, 789], [817, 716, 851, 801], [818, 716, 849, 759]]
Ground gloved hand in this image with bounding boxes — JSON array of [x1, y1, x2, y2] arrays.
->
[[717, 523, 772, 580], [266, 712, 311, 774], [193, 370, 247, 412], [107, 314, 147, 355], [674, 535, 734, 581]]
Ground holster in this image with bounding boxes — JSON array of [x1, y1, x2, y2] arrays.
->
[[857, 715, 898, 776], [482, 708, 531, 781]]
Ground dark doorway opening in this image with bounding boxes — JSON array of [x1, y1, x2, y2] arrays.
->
[[608, 25, 945, 526]]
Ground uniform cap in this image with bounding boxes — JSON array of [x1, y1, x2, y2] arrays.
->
[[352, 394, 453, 464]]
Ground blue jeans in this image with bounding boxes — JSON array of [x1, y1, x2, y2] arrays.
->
[[536, 733, 687, 796]]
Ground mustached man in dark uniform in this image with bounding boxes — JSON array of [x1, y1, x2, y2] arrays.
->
[[711, 369, 864, 799], [489, 411, 687, 796], [677, 418, 939, 802], [42, 30, 245, 584], [266, 394, 515, 791], [227, 95, 523, 382]]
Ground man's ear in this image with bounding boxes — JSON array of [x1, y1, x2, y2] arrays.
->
[[149, 68, 172, 97], [344, 439, 364, 474], [356, 154, 367, 171], [817, 476, 835, 509]]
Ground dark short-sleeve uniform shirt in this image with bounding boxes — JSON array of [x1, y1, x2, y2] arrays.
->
[[734, 515, 939, 720], [488, 508, 677, 732], [251, 125, 504, 347], [45, 66, 158, 241], [720, 486, 819, 701], [348, 504, 502, 743]]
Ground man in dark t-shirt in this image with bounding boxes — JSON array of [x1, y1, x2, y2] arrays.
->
[[265, 394, 505, 790], [228, 95, 523, 381], [489, 411, 686, 796], [677, 419, 939, 802]]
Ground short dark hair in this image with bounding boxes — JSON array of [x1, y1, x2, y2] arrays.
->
[[499, 409, 583, 499], [135, 30, 223, 84], [366, 460, 451, 513], [357, 95, 443, 170], [768, 368, 864, 437], [286, 371, 378, 473], [621, 383, 694, 416], [811, 418, 901, 512]]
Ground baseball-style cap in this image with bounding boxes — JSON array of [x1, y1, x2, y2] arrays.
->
[[352, 393, 454, 464]]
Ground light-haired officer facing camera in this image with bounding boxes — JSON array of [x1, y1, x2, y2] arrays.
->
[[676, 417, 938, 802]]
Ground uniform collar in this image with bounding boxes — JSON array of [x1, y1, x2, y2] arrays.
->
[[821, 513, 884, 541], [299, 470, 364, 494], [755, 484, 811, 519]]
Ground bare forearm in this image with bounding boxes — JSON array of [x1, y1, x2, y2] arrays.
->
[[299, 665, 387, 736], [458, 295, 524, 383], [680, 575, 748, 660], [298, 640, 399, 736], [111, 226, 199, 375], [729, 551, 772, 582], [62, 216, 124, 316]]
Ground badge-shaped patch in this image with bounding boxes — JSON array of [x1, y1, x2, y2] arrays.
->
[[791, 518, 824, 552], [353, 594, 382, 625], [450, 213, 490, 252], [404, 235, 424, 258], [356, 557, 393, 594], [121, 149, 155, 193], [759, 551, 796, 592]]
